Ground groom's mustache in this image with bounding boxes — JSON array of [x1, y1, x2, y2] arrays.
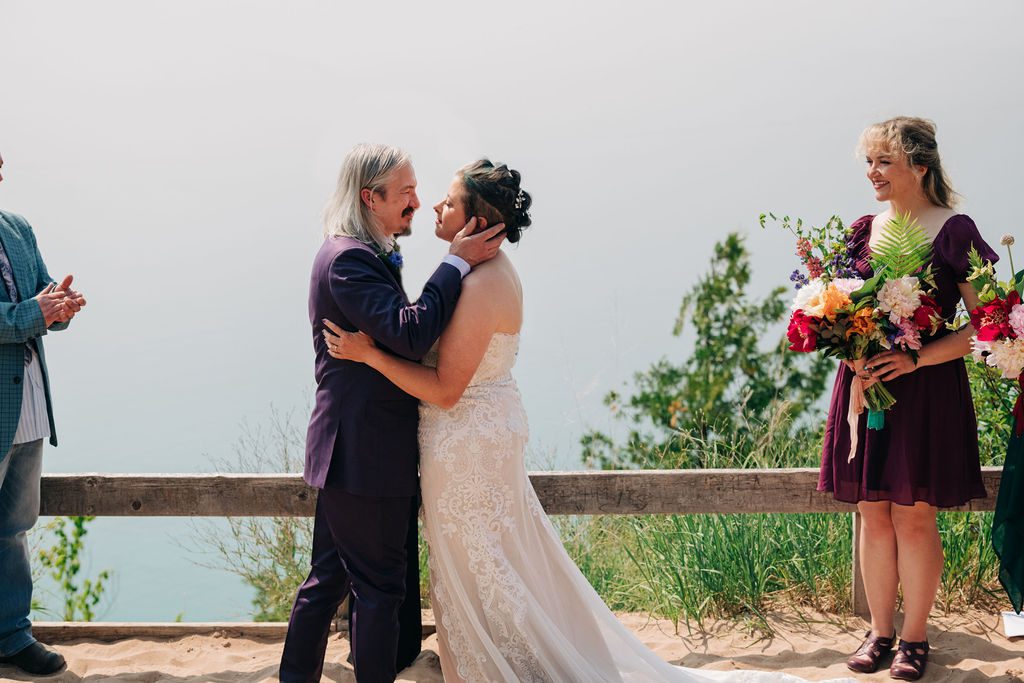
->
[[402, 207, 415, 218]]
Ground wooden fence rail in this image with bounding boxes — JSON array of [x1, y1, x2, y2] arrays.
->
[[35, 467, 1003, 631]]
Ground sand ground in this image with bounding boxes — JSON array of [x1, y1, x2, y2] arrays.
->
[[1, 610, 1020, 682]]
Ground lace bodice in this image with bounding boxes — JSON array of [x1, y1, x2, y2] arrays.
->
[[422, 332, 520, 388]]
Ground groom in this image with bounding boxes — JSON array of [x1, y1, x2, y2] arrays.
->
[[280, 144, 504, 683]]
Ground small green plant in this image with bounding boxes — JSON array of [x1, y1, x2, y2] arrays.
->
[[29, 518, 59, 616], [418, 519, 431, 607], [966, 355, 1017, 466], [190, 407, 314, 621], [582, 233, 833, 470], [37, 516, 111, 621], [938, 511, 999, 610]]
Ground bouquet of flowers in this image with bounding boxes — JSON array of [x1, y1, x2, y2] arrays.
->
[[964, 235, 1024, 614], [966, 238, 1024, 383], [764, 212, 943, 459]]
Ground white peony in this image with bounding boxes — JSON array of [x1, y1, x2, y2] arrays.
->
[[792, 278, 826, 316], [986, 338, 1024, 379], [1010, 303, 1024, 339], [831, 278, 865, 296], [971, 338, 993, 364], [876, 276, 923, 323]]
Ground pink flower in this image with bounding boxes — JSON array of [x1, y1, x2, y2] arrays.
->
[[832, 278, 865, 296], [1010, 303, 1024, 339], [806, 257, 824, 279], [987, 338, 1024, 378], [877, 276, 923, 323], [894, 318, 922, 351], [796, 238, 812, 260]]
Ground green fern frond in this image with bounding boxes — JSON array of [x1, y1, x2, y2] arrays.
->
[[869, 212, 933, 278]]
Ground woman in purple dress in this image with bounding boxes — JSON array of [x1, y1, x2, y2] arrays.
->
[[819, 117, 998, 680]]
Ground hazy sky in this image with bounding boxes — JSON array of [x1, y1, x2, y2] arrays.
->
[[3, 0, 1021, 620]]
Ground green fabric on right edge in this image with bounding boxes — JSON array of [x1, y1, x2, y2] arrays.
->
[[993, 430, 1024, 614]]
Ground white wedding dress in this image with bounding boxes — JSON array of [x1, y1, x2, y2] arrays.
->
[[418, 334, 844, 683]]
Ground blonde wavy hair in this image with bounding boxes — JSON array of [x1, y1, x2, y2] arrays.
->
[[857, 117, 958, 209]]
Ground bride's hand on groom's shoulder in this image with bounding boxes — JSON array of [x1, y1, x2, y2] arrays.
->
[[450, 217, 506, 267], [322, 319, 376, 363]]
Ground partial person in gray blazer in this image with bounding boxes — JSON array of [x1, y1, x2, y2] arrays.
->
[[0, 152, 87, 677]]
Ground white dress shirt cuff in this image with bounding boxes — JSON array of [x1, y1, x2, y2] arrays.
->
[[442, 255, 471, 278]]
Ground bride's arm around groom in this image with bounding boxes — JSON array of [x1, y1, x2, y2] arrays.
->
[[281, 144, 502, 683]]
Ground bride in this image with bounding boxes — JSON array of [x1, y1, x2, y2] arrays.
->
[[323, 160, 842, 683]]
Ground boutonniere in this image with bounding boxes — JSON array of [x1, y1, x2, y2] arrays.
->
[[377, 239, 403, 270]]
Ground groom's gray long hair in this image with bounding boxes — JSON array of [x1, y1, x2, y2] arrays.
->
[[322, 143, 411, 250]]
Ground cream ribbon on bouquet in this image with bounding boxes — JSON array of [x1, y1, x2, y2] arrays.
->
[[847, 358, 869, 463]]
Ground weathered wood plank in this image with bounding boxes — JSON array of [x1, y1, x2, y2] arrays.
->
[[39, 468, 1002, 517], [31, 622, 294, 642], [40, 474, 317, 517], [531, 469, 857, 514], [32, 615, 438, 643]]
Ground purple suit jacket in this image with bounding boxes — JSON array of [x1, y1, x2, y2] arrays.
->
[[305, 236, 462, 495]]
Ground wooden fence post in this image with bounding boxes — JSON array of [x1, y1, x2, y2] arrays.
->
[[851, 511, 869, 618]]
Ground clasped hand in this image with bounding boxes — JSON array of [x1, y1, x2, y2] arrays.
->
[[34, 274, 87, 326], [844, 350, 917, 386], [322, 319, 375, 363]]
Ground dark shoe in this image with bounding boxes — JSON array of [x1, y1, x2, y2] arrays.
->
[[0, 641, 67, 675], [890, 639, 929, 681], [847, 630, 897, 674]]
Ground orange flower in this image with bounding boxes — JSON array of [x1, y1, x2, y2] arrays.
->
[[819, 284, 852, 321], [668, 399, 684, 429], [846, 307, 877, 339]]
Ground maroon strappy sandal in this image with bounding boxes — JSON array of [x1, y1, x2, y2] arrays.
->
[[890, 639, 929, 680], [847, 630, 897, 674]]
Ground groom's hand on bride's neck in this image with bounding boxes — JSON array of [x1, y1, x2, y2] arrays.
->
[[449, 217, 506, 267]]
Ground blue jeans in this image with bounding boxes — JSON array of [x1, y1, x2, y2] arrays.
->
[[0, 440, 43, 656]]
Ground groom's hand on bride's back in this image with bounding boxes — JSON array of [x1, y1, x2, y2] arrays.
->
[[449, 217, 506, 267]]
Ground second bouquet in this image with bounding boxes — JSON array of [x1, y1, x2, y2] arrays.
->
[[765, 212, 944, 462]]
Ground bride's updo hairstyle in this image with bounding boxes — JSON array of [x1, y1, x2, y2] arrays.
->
[[857, 116, 958, 209], [459, 159, 533, 243]]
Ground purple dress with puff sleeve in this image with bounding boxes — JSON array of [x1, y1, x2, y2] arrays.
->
[[819, 214, 998, 508]]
